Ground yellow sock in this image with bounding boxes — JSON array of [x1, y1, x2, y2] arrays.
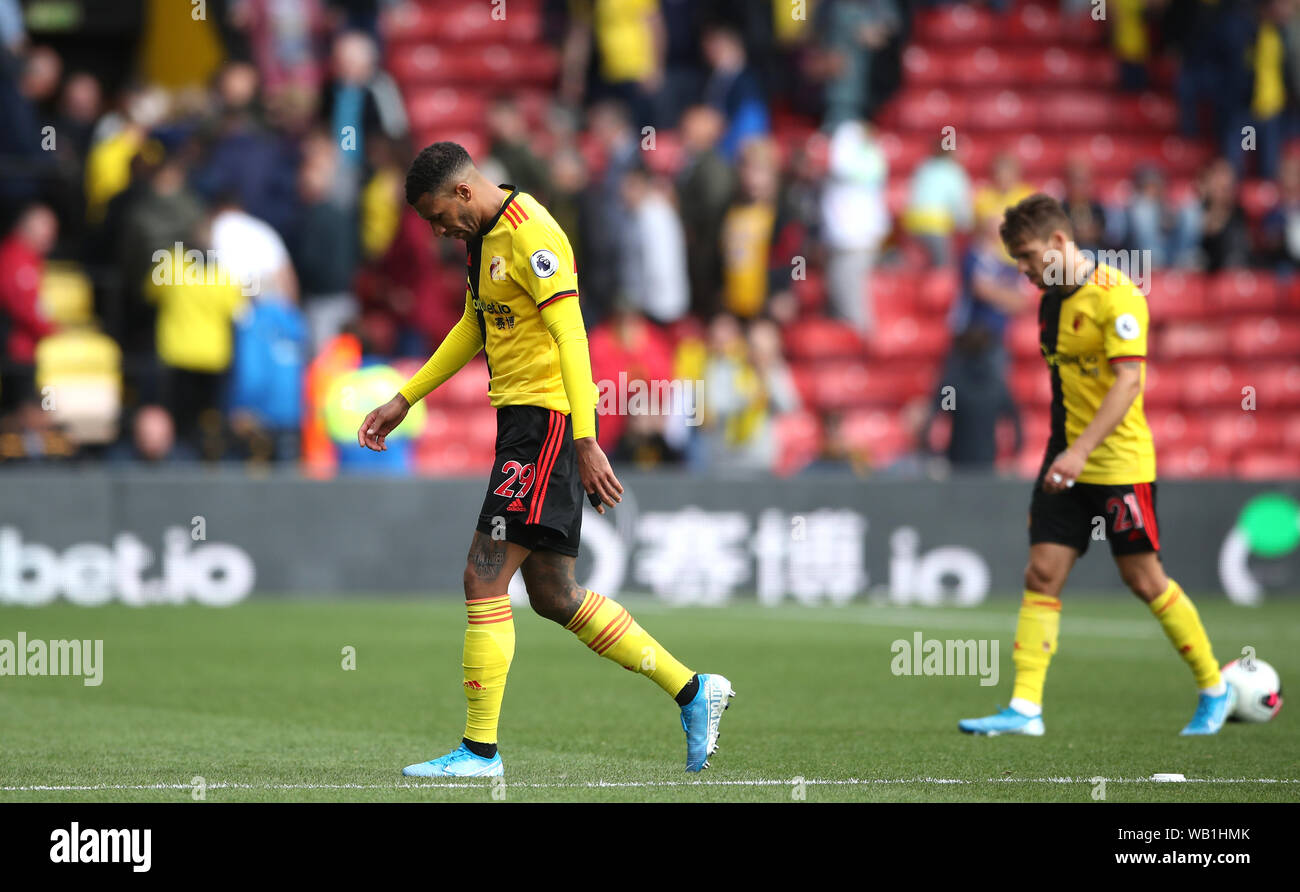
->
[[565, 590, 695, 698], [1149, 579, 1221, 690], [462, 594, 515, 744], [1011, 590, 1062, 708]]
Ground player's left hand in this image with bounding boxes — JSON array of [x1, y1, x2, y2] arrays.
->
[[575, 437, 623, 514], [1043, 448, 1087, 493]]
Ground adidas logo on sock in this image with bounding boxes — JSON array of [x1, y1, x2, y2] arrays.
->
[[506, 498, 526, 512]]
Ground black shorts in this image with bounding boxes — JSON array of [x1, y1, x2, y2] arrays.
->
[[1029, 479, 1161, 557], [475, 405, 584, 557]]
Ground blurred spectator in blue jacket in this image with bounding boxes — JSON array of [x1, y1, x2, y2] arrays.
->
[[701, 22, 770, 161], [191, 61, 301, 238]]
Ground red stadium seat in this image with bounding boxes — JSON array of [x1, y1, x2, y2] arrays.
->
[[641, 129, 684, 175], [1116, 93, 1179, 130], [1180, 362, 1244, 407], [1207, 411, 1274, 453], [793, 360, 931, 411], [1159, 445, 1228, 479], [1154, 135, 1214, 175], [425, 358, 490, 407], [1236, 451, 1300, 478], [871, 269, 920, 317], [1148, 410, 1207, 447], [404, 88, 486, 131], [1141, 361, 1179, 408], [903, 46, 948, 87], [886, 178, 910, 217], [967, 90, 1037, 131], [1020, 413, 1052, 450], [1010, 361, 1052, 408], [952, 135, 998, 174], [878, 132, 931, 174], [1282, 414, 1300, 450], [1006, 4, 1072, 43], [1039, 92, 1112, 130], [840, 408, 912, 466], [915, 5, 997, 44], [384, 0, 542, 42], [774, 410, 824, 476], [945, 46, 1028, 84], [1158, 322, 1230, 359], [917, 269, 958, 313], [1229, 316, 1300, 356], [896, 88, 959, 130], [1207, 270, 1281, 313], [793, 269, 828, 314], [1255, 362, 1300, 407], [413, 128, 486, 160], [1028, 47, 1095, 86], [871, 315, 950, 360], [1147, 270, 1208, 320], [782, 317, 866, 361], [1007, 316, 1043, 360], [1240, 179, 1280, 220]]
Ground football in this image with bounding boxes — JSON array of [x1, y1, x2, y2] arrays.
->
[[1222, 658, 1284, 723]]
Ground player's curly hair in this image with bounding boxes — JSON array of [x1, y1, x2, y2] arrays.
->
[[405, 142, 473, 205], [999, 193, 1074, 248]]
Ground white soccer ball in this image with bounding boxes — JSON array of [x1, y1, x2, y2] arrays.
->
[[1221, 658, 1284, 723]]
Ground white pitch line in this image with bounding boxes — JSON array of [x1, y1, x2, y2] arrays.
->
[[3, 777, 1296, 792]]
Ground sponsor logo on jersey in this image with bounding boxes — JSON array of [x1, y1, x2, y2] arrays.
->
[[1041, 351, 1102, 377], [473, 298, 513, 315]]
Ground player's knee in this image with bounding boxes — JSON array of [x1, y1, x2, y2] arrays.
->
[[463, 564, 493, 599], [1119, 565, 1165, 603], [528, 583, 582, 625], [1023, 560, 1063, 596]]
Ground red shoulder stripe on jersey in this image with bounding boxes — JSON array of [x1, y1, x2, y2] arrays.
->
[[514, 203, 529, 221], [528, 411, 565, 525], [1108, 355, 1145, 363], [503, 204, 521, 228], [538, 289, 577, 310]]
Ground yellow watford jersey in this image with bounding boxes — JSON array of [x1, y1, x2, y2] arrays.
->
[[1038, 263, 1156, 484], [467, 187, 596, 420]]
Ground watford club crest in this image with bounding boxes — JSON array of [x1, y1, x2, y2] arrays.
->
[[489, 255, 507, 281]]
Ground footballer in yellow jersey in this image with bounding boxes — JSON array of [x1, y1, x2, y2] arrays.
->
[[959, 194, 1230, 738], [356, 143, 733, 777]]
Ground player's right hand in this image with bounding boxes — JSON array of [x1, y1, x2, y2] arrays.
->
[[357, 394, 411, 452]]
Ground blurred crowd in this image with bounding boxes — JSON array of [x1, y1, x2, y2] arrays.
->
[[1, 0, 1298, 476]]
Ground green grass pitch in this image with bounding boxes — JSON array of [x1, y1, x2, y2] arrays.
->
[[1, 596, 1295, 802]]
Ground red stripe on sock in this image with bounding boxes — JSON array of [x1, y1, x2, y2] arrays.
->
[[589, 609, 632, 654]]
